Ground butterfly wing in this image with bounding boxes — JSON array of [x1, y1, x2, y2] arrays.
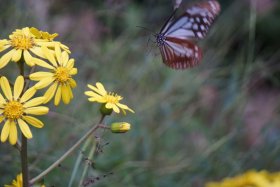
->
[[163, 0, 220, 39], [157, 0, 220, 69], [160, 37, 202, 69]]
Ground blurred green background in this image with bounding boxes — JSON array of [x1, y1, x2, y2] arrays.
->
[[1, 0, 280, 186]]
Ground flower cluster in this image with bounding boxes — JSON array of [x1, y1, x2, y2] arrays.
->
[[1, 27, 135, 186], [0, 27, 78, 145], [205, 170, 280, 187]]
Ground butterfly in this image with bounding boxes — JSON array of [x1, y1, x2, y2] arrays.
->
[[155, 0, 221, 69]]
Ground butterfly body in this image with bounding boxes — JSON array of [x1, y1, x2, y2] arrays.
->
[[156, 0, 220, 70], [155, 33, 166, 47]]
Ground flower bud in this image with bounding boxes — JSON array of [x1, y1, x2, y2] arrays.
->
[[111, 122, 131, 133], [100, 104, 113, 116]]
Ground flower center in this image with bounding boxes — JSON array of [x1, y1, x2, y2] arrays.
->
[[10, 33, 34, 50], [4, 101, 24, 120], [104, 92, 122, 104], [54, 67, 71, 83]]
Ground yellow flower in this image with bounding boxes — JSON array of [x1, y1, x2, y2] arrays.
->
[[84, 82, 134, 114], [4, 173, 45, 187], [111, 122, 131, 133], [4, 173, 22, 187], [0, 27, 70, 69], [0, 76, 49, 145], [30, 27, 58, 41], [205, 170, 280, 187], [29, 46, 77, 106]]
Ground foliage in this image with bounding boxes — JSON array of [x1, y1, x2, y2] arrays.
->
[[1, 0, 280, 186]]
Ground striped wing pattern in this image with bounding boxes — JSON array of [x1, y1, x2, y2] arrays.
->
[[160, 37, 202, 69], [157, 0, 220, 70]]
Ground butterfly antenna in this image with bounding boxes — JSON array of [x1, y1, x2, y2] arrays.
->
[[146, 36, 155, 56], [146, 36, 151, 49], [136, 26, 155, 34]]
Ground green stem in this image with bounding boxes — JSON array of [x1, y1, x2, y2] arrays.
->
[[23, 66, 36, 91], [18, 58, 29, 187], [29, 123, 103, 185], [21, 135, 29, 187], [244, 0, 256, 79], [18, 59, 24, 76], [68, 138, 92, 187], [78, 141, 96, 186], [69, 115, 105, 187], [248, 0, 256, 64]]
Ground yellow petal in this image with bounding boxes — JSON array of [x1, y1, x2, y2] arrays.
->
[[61, 51, 69, 66], [0, 45, 9, 53], [14, 76, 24, 100], [112, 104, 120, 113], [59, 42, 70, 52], [0, 40, 10, 52], [20, 87, 36, 103], [61, 84, 70, 104], [69, 68, 77, 75], [42, 46, 57, 67], [9, 121, 17, 145], [55, 43, 62, 64], [29, 72, 53, 81], [11, 49, 22, 62], [66, 59, 74, 69], [0, 116, 4, 123], [1, 76, 12, 100], [105, 103, 113, 109], [69, 79, 77, 88], [0, 49, 15, 69], [24, 50, 35, 66], [121, 108, 127, 115], [116, 103, 135, 113], [30, 27, 41, 38], [24, 106, 49, 115], [23, 97, 45, 108], [22, 27, 30, 35], [35, 77, 55, 89], [88, 98, 97, 102], [43, 82, 58, 104], [96, 97, 107, 103], [30, 47, 45, 59], [68, 85, 73, 99], [0, 93, 6, 104], [84, 91, 94, 96], [84, 91, 103, 99], [87, 84, 105, 96], [54, 85, 62, 106], [32, 57, 54, 69], [96, 82, 107, 95], [18, 119, 32, 139], [22, 116, 44, 128], [1, 120, 10, 142]]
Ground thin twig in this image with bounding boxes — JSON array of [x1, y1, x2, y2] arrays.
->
[[29, 123, 103, 185]]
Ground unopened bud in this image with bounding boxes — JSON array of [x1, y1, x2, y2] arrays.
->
[[111, 122, 131, 133], [100, 104, 113, 116]]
